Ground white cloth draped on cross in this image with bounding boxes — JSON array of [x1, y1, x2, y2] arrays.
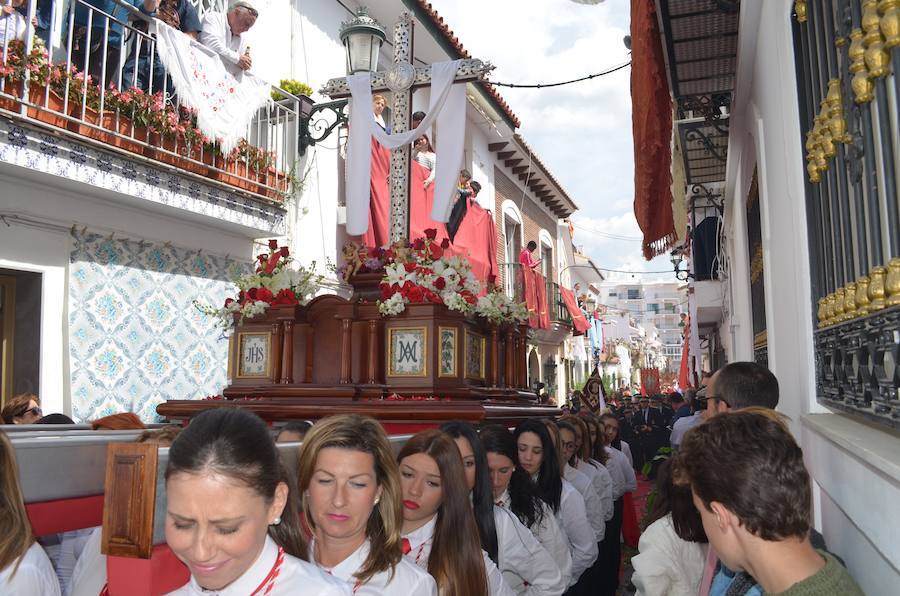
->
[[154, 22, 271, 154], [345, 59, 466, 237]]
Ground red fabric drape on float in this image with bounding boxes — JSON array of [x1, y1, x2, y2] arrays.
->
[[631, 0, 676, 259], [640, 367, 660, 395], [560, 287, 591, 334], [363, 139, 391, 248], [446, 198, 498, 294], [409, 162, 449, 244], [622, 492, 640, 548]]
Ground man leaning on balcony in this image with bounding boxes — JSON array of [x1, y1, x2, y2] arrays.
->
[[199, 0, 257, 77], [72, 0, 160, 88]]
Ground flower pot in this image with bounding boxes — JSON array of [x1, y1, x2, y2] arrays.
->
[[26, 85, 68, 130], [152, 133, 181, 167], [110, 117, 146, 154], [67, 105, 103, 138]]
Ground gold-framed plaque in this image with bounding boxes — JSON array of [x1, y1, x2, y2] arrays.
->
[[464, 330, 486, 380], [438, 327, 457, 378], [236, 332, 272, 379], [387, 326, 428, 377]]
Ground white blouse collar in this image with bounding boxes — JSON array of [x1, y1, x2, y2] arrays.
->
[[187, 534, 278, 595], [496, 489, 511, 508], [313, 537, 370, 583], [402, 515, 437, 551]]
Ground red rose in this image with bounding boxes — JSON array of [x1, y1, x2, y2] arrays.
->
[[413, 238, 425, 250], [407, 286, 425, 302], [280, 246, 290, 258], [224, 297, 234, 307], [264, 252, 281, 274], [271, 288, 298, 306], [381, 285, 394, 300], [429, 243, 443, 260], [255, 287, 274, 303], [428, 291, 442, 304], [441, 238, 450, 249], [268, 239, 278, 249], [403, 262, 417, 273], [424, 228, 437, 240], [384, 249, 395, 260], [434, 277, 446, 290], [258, 254, 268, 262], [245, 287, 258, 301]]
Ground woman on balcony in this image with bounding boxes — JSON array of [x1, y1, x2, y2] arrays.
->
[[298, 414, 437, 595], [413, 135, 436, 189]]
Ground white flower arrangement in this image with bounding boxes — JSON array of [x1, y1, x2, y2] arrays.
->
[[474, 289, 530, 326]]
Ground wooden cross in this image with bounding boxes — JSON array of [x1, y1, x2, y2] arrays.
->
[[320, 12, 493, 244]]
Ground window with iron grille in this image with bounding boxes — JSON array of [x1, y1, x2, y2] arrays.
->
[[792, 1, 900, 429]]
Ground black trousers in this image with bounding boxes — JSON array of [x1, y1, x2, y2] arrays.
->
[[596, 497, 624, 596]]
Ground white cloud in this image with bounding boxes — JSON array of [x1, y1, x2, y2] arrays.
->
[[426, 0, 668, 279]]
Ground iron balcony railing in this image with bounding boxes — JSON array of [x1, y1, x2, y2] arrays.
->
[[498, 262, 572, 326], [0, 0, 301, 203]]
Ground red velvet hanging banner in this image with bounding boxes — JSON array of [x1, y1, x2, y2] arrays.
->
[[535, 271, 551, 330], [363, 139, 391, 248], [631, 0, 676, 259]]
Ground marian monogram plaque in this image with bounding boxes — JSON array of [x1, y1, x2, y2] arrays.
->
[[237, 332, 271, 378], [388, 327, 428, 377]]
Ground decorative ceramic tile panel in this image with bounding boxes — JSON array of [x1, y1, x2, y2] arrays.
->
[[0, 121, 286, 235], [68, 230, 252, 422], [387, 327, 427, 377]]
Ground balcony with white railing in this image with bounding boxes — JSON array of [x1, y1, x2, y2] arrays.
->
[[0, 0, 305, 235]]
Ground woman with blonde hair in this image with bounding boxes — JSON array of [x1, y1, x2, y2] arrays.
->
[[398, 430, 511, 595], [298, 414, 436, 595], [0, 430, 61, 594]]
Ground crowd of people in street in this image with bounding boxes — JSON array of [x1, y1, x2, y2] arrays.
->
[[1, 360, 864, 595]]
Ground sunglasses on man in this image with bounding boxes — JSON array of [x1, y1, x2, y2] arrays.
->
[[17, 405, 42, 418]]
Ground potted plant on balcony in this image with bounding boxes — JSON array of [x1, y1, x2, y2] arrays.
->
[[0, 38, 66, 125], [271, 79, 314, 117]]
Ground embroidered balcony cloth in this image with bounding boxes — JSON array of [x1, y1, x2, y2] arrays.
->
[[155, 21, 270, 154]]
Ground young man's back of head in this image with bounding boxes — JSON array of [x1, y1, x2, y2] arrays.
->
[[709, 361, 779, 413]]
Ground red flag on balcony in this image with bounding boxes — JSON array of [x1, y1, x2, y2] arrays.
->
[[678, 326, 691, 389], [535, 271, 551, 329], [522, 267, 540, 328], [560, 287, 591, 334], [631, 0, 676, 259]]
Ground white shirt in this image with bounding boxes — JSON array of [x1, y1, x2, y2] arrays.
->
[[493, 506, 566, 596], [52, 528, 93, 595], [562, 463, 604, 542], [556, 480, 598, 587], [496, 491, 572, 590], [0, 10, 27, 48], [604, 446, 637, 498], [166, 535, 349, 595], [631, 514, 707, 596], [576, 459, 614, 522], [670, 412, 704, 448], [402, 514, 514, 596], [0, 542, 62, 596], [68, 527, 105, 596], [313, 538, 437, 596], [199, 11, 246, 75]]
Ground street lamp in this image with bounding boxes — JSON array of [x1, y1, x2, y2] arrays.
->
[[300, 7, 386, 155], [670, 250, 694, 281], [340, 7, 387, 75]]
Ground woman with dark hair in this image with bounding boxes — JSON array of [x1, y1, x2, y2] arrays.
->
[[515, 420, 597, 592], [398, 430, 511, 596], [559, 417, 612, 523], [481, 425, 572, 590], [0, 431, 60, 594], [440, 421, 564, 596], [298, 414, 436, 595], [163, 408, 348, 595], [631, 460, 707, 596]]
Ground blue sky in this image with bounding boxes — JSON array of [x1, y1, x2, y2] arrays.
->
[[427, 0, 676, 282]]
